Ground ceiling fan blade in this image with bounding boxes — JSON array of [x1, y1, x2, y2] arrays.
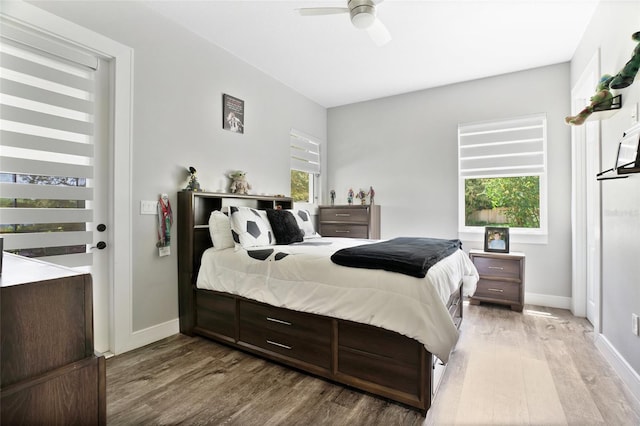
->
[[366, 18, 391, 46], [297, 7, 349, 16]]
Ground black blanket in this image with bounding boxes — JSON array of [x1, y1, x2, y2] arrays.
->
[[330, 237, 462, 278]]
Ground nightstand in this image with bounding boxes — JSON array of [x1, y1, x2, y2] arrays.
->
[[469, 249, 525, 312], [318, 205, 380, 239]]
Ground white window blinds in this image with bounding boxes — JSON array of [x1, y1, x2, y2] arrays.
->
[[458, 114, 546, 178], [290, 129, 320, 174], [0, 22, 97, 267]]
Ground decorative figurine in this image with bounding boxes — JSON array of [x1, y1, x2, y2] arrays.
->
[[356, 189, 367, 205], [228, 170, 252, 195], [330, 189, 336, 206], [184, 166, 202, 192], [565, 74, 614, 126], [566, 31, 640, 126], [610, 31, 640, 89], [347, 188, 354, 205], [368, 186, 375, 205]]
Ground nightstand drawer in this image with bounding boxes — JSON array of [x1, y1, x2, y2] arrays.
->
[[319, 208, 369, 223], [320, 224, 369, 238], [474, 279, 520, 302], [473, 256, 521, 280]]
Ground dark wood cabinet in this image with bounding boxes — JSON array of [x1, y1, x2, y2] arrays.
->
[[0, 253, 106, 425], [469, 249, 525, 312], [318, 205, 380, 239]]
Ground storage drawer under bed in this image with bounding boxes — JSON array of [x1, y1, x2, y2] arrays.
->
[[238, 300, 332, 369], [196, 291, 236, 339], [337, 321, 423, 395]]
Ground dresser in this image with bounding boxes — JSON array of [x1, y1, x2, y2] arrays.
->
[[318, 205, 381, 239], [1, 253, 106, 425], [468, 249, 525, 312]]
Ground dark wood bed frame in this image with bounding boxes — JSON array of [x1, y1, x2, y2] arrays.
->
[[177, 191, 463, 415]]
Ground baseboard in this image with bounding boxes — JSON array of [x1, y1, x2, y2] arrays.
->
[[117, 318, 180, 355], [595, 333, 640, 407], [524, 292, 572, 309]]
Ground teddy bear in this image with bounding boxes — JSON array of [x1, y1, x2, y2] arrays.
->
[[610, 31, 640, 89], [228, 171, 251, 195], [565, 74, 614, 126]]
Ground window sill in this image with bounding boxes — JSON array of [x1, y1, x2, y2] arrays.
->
[[458, 229, 548, 245]]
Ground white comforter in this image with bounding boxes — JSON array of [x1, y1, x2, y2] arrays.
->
[[196, 237, 478, 362]]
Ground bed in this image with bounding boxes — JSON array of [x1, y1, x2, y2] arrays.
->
[[177, 191, 478, 415]]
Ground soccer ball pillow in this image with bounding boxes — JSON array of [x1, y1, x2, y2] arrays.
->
[[229, 206, 274, 248]]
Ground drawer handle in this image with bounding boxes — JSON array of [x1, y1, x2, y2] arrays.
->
[[267, 340, 292, 350], [335, 230, 350, 233], [488, 266, 504, 270], [335, 213, 351, 217], [266, 317, 291, 326], [487, 288, 504, 293]]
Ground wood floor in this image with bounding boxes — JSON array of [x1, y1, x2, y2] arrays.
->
[[106, 302, 640, 425]]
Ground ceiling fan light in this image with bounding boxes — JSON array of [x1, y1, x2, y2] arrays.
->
[[350, 6, 376, 29]]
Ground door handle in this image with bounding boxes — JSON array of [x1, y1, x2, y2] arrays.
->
[[91, 241, 107, 250]]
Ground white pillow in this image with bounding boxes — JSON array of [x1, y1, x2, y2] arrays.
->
[[287, 209, 320, 238], [208, 211, 234, 250], [229, 206, 275, 248]]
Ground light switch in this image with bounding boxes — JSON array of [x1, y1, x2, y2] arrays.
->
[[140, 200, 157, 215]]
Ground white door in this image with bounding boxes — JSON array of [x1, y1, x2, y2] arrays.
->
[[79, 56, 112, 354], [570, 51, 601, 329], [585, 119, 601, 326], [0, 23, 113, 353]]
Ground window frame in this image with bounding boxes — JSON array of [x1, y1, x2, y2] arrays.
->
[[457, 114, 548, 245], [290, 128, 321, 207]]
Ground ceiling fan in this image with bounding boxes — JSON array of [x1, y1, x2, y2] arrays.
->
[[297, 0, 392, 46]]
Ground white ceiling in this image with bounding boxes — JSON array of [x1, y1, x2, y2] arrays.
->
[[146, 0, 599, 108]]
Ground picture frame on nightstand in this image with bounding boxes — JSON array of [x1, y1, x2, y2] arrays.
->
[[484, 226, 509, 253]]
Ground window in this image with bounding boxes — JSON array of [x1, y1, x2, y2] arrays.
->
[[458, 114, 547, 242], [290, 129, 320, 204], [0, 22, 98, 266]]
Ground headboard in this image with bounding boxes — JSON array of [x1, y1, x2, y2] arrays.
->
[[176, 191, 293, 334]]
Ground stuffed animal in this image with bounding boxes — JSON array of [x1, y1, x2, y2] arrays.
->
[[610, 31, 640, 89], [565, 74, 614, 126], [228, 171, 251, 195]]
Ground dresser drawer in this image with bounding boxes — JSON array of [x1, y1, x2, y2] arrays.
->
[[473, 256, 521, 280], [319, 208, 369, 223], [320, 224, 369, 238], [474, 279, 520, 302], [238, 301, 331, 368]]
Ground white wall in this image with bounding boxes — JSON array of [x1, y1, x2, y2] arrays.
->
[[571, 1, 640, 381], [328, 63, 573, 304], [30, 1, 327, 333]]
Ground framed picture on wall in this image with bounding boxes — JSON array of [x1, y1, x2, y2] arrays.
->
[[223, 94, 244, 134], [484, 226, 510, 253]]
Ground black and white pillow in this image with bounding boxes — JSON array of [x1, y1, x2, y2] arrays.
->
[[287, 208, 320, 238], [266, 209, 304, 245], [229, 206, 274, 248]]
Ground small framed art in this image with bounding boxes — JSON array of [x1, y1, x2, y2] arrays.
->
[[223, 94, 244, 134], [484, 226, 509, 253]]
